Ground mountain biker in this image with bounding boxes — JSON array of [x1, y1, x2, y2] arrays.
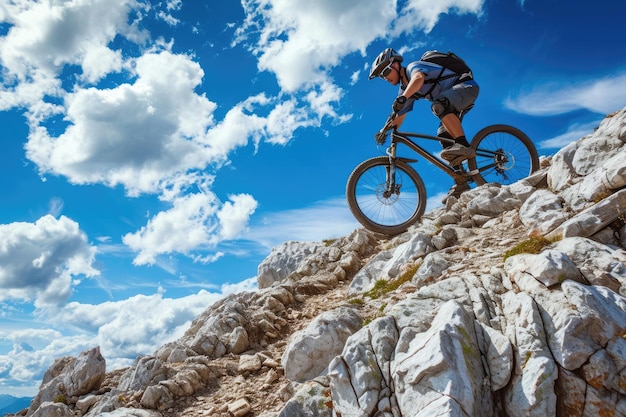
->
[[369, 47, 479, 202]]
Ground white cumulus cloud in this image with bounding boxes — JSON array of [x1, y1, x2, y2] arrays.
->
[[0, 0, 146, 109], [0, 215, 99, 307], [25, 51, 219, 196], [235, 0, 396, 92], [123, 191, 258, 266], [394, 0, 485, 34]]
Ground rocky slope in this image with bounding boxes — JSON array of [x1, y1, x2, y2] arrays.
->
[[10, 107, 626, 417]]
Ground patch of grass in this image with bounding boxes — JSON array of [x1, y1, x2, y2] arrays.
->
[[503, 234, 554, 261], [54, 394, 67, 404], [322, 238, 338, 247], [348, 297, 364, 305], [363, 279, 391, 300], [364, 262, 420, 299], [593, 190, 612, 204]]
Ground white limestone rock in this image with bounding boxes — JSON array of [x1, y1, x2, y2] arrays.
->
[[282, 306, 362, 383]]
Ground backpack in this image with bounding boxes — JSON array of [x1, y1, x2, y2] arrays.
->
[[420, 50, 472, 78], [417, 50, 473, 98]]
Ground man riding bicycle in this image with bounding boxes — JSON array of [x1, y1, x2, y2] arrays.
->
[[369, 48, 480, 202]]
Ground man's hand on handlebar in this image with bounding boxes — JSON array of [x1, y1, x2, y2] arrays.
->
[[392, 95, 407, 113], [374, 131, 387, 145], [375, 112, 400, 144]]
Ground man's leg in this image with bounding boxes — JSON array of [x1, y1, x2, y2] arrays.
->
[[440, 113, 470, 147], [437, 123, 471, 203], [434, 108, 473, 203], [435, 84, 478, 165], [439, 115, 474, 166], [437, 128, 454, 149], [433, 85, 478, 204], [433, 101, 474, 165]]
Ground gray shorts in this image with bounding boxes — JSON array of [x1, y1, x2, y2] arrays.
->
[[435, 81, 479, 136], [438, 81, 479, 114]]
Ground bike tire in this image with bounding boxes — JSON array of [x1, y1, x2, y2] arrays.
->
[[468, 124, 540, 186], [346, 156, 427, 236]]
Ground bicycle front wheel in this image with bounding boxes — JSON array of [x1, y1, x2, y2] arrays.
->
[[346, 157, 427, 236], [468, 124, 540, 186]]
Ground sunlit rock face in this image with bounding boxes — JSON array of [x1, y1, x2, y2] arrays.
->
[[16, 107, 626, 417]]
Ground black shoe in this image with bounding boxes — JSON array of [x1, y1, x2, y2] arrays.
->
[[441, 182, 470, 204]]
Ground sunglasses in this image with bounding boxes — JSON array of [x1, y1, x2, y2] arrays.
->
[[380, 62, 395, 78]]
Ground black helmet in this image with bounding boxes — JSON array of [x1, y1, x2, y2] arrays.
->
[[369, 48, 403, 80]]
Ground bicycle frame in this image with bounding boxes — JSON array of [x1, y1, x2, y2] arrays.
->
[[386, 129, 472, 183]]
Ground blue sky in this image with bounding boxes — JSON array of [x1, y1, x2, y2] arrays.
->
[[1, 0, 625, 397]]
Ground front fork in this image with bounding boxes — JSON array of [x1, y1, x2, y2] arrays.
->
[[384, 144, 399, 198]]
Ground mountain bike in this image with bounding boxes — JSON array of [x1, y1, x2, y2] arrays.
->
[[346, 112, 540, 235]]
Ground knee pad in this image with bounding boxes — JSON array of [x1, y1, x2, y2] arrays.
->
[[431, 98, 454, 119]]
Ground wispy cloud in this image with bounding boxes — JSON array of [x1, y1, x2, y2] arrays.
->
[[505, 72, 626, 116], [246, 192, 458, 249], [538, 120, 599, 150], [246, 198, 361, 250]]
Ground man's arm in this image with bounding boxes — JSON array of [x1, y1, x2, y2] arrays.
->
[[391, 113, 407, 130], [391, 70, 425, 129], [402, 70, 425, 99]]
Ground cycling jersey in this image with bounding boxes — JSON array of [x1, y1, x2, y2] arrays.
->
[[396, 61, 479, 116]]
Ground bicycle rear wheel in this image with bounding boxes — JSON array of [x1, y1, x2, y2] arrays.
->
[[346, 156, 427, 236], [468, 125, 539, 186]]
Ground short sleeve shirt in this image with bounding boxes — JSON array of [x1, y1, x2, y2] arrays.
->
[[396, 60, 476, 115]]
